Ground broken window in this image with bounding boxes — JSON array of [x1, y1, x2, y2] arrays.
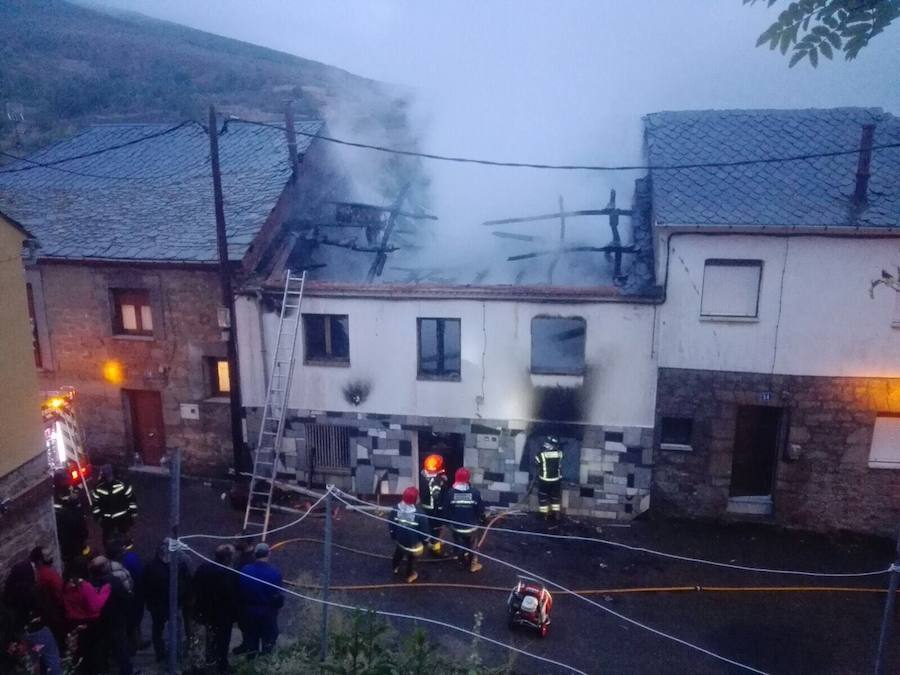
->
[[700, 259, 763, 318], [660, 416, 693, 449], [417, 318, 461, 380], [206, 357, 231, 397], [869, 414, 900, 469], [111, 289, 153, 336], [303, 314, 350, 364], [531, 316, 586, 375]]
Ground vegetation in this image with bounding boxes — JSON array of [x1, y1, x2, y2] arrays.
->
[[746, 0, 899, 66]]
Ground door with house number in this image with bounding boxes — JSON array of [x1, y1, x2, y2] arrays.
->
[[729, 405, 781, 497], [127, 390, 166, 465]]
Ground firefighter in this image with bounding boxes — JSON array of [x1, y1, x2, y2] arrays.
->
[[418, 453, 449, 555], [91, 464, 138, 542], [441, 468, 484, 573], [535, 436, 563, 521], [388, 487, 429, 583], [53, 469, 89, 562]]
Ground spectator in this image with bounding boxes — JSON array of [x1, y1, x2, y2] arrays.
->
[[107, 536, 144, 652], [89, 557, 133, 675], [53, 472, 89, 563], [237, 543, 283, 655], [3, 552, 37, 630], [23, 611, 63, 675], [30, 547, 67, 651], [143, 539, 191, 664], [62, 556, 110, 674], [231, 541, 255, 654], [194, 544, 240, 673]]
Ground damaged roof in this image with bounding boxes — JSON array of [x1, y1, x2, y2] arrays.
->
[[645, 108, 900, 229], [0, 120, 322, 262]]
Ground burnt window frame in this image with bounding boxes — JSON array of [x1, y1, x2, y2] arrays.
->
[[417, 317, 461, 381], [530, 315, 587, 376], [700, 259, 764, 319], [303, 313, 350, 366], [110, 288, 154, 337], [206, 357, 231, 398]]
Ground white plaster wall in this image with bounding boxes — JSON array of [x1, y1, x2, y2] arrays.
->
[[657, 233, 900, 376], [236, 295, 657, 427]]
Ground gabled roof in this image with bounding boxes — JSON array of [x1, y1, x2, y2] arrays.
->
[[0, 120, 322, 262], [644, 108, 900, 229]]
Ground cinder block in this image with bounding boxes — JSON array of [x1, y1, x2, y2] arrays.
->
[[356, 444, 369, 460], [514, 471, 530, 485], [488, 482, 511, 492], [482, 489, 500, 503], [623, 427, 643, 447], [476, 434, 500, 450], [605, 441, 627, 453], [592, 510, 618, 520], [464, 448, 479, 466]]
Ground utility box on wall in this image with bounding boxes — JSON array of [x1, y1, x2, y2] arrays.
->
[[180, 403, 200, 420]]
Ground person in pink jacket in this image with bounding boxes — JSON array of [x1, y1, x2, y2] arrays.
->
[[62, 556, 110, 673]]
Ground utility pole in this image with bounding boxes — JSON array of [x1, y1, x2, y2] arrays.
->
[[208, 105, 249, 474], [320, 487, 333, 662], [167, 446, 181, 675], [874, 525, 900, 675]]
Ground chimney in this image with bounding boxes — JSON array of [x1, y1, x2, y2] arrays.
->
[[853, 124, 875, 205]]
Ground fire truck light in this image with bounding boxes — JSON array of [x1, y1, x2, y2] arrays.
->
[[54, 421, 66, 463], [70, 469, 79, 482], [48, 397, 66, 409]]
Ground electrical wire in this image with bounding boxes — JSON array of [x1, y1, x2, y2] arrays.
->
[[179, 541, 590, 675], [332, 490, 769, 675], [338, 490, 890, 578], [227, 118, 900, 172], [179, 489, 329, 541]]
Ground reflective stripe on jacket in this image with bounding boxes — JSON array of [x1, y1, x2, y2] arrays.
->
[[535, 449, 563, 481]]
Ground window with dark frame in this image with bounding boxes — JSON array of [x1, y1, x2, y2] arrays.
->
[[417, 318, 461, 380], [206, 357, 231, 397], [531, 316, 586, 375], [25, 283, 42, 368], [700, 259, 763, 318], [660, 416, 693, 447], [111, 288, 153, 336], [303, 314, 350, 364]]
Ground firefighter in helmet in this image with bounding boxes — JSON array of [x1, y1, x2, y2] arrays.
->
[[441, 468, 485, 573], [388, 487, 429, 583], [419, 453, 449, 555], [535, 435, 563, 521], [53, 469, 89, 562], [91, 464, 138, 542]]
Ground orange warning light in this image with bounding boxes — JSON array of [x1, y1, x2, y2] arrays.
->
[[102, 360, 124, 385]]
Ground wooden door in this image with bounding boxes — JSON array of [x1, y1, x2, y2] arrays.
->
[[127, 390, 166, 465], [730, 405, 781, 497]]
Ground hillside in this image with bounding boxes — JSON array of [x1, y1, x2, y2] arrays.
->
[[0, 0, 412, 155]]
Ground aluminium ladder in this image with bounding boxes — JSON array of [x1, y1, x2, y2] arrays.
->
[[243, 269, 306, 539]]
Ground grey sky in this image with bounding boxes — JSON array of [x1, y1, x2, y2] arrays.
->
[[93, 1, 900, 279]]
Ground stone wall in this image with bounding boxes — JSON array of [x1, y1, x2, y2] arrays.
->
[[247, 407, 654, 521], [33, 263, 233, 475], [0, 454, 58, 580], [654, 367, 900, 536]]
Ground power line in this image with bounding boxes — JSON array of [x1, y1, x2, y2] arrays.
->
[[228, 118, 900, 172], [179, 539, 589, 675]]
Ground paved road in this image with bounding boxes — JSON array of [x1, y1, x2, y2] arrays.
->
[[118, 471, 898, 674]]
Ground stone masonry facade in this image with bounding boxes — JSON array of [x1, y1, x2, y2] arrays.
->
[[654, 367, 900, 537], [0, 454, 58, 581], [246, 408, 654, 520], [32, 262, 233, 475]]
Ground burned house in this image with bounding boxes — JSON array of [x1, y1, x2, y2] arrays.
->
[[0, 119, 324, 474]]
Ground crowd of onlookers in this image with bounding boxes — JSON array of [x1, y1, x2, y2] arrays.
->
[[2, 537, 284, 675]]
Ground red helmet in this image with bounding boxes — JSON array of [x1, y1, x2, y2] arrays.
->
[[402, 486, 419, 505], [423, 454, 444, 473], [454, 467, 470, 484]]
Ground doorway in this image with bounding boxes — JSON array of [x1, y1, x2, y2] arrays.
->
[[126, 390, 166, 465], [418, 432, 464, 479], [730, 405, 782, 498]]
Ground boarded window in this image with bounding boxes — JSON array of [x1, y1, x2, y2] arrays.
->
[[418, 318, 461, 379], [206, 357, 231, 397], [305, 424, 351, 468], [700, 260, 763, 318], [111, 289, 153, 336], [869, 414, 900, 469], [303, 314, 350, 364], [660, 416, 693, 448], [531, 316, 586, 375]]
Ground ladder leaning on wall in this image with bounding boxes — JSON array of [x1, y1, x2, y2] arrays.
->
[[243, 269, 306, 539]]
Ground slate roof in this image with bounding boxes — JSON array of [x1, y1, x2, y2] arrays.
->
[[0, 120, 322, 262], [644, 108, 900, 229]]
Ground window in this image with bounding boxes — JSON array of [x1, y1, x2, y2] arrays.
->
[[25, 283, 42, 368], [305, 424, 351, 469], [111, 289, 153, 336], [417, 318, 461, 380], [700, 259, 763, 318], [531, 316, 586, 375], [869, 414, 900, 469], [660, 416, 693, 450], [303, 314, 350, 364], [207, 357, 231, 397]]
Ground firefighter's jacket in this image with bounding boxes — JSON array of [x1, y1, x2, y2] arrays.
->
[[91, 479, 138, 523], [535, 446, 563, 482], [418, 471, 448, 513], [441, 483, 485, 534], [388, 503, 428, 553]]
